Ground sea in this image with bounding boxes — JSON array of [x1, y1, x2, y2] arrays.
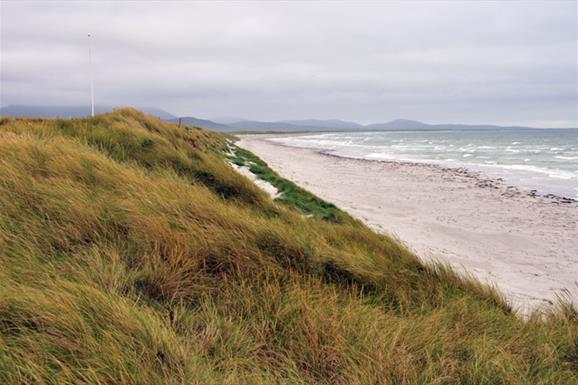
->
[[270, 129, 578, 198]]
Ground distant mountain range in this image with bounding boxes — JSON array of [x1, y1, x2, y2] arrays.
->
[[362, 119, 532, 131], [0, 105, 176, 120], [225, 120, 335, 132], [214, 118, 534, 132], [279, 119, 365, 130], [167, 116, 232, 131], [1, 105, 556, 131]]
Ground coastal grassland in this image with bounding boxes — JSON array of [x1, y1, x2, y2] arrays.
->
[[0, 109, 576, 385]]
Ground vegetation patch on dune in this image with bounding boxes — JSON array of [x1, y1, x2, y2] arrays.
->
[[0, 109, 576, 384], [230, 146, 350, 223]]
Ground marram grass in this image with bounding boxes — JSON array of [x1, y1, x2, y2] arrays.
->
[[0, 109, 576, 384]]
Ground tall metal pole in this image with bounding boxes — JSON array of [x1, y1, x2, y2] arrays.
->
[[88, 33, 95, 117]]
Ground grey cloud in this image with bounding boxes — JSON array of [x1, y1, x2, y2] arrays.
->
[[1, 1, 576, 127]]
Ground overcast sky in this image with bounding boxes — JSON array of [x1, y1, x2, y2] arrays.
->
[[1, 1, 577, 127]]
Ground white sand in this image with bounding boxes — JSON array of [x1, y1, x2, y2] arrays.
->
[[238, 134, 578, 312], [230, 163, 280, 199]]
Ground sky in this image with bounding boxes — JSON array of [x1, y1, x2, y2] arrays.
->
[[1, 1, 577, 127]]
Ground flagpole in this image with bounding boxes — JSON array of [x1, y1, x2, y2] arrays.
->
[[88, 33, 94, 117]]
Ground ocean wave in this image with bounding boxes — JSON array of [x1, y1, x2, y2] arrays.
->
[[482, 164, 577, 180], [356, 154, 576, 180], [555, 155, 578, 160]]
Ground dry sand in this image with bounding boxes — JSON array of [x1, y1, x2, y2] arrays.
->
[[231, 163, 280, 199], [238, 134, 578, 312]]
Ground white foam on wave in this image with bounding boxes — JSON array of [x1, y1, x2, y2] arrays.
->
[[270, 136, 343, 149], [482, 164, 577, 180], [361, 153, 576, 181], [555, 155, 578, 160]]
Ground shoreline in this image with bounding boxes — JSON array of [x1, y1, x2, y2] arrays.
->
[[269, 134, 578, 203], [237, 134, 578, 312], [319, 151, 577, 204]]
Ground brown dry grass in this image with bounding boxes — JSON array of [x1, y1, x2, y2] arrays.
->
[[0, 109, 576, 384]]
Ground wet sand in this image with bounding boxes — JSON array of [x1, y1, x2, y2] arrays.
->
[[238, 134, 578, 312]]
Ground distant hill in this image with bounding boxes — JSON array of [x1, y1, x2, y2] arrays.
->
[[366, 119, 531, 131], [169, 116, 234, 131], [279, 119, 364, 130], [226, 118, 539, 132], [0, 105, 176, 120], [227, 120, 333, 132], [365, 119, 432, 130], [211, 116, 248, 124]]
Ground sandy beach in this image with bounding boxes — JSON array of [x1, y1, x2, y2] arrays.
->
[[238, 134, 578, 312]]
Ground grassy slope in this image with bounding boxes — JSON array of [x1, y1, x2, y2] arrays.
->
[[0, 109, 576, 385]]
